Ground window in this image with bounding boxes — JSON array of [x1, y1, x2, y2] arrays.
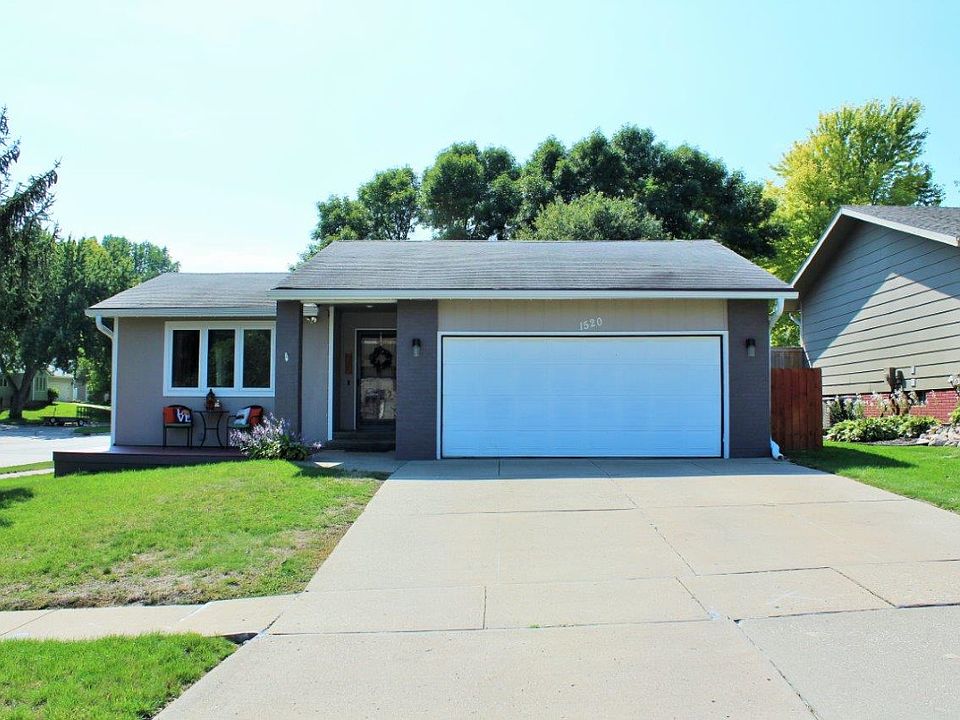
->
[[164, 322, 275, 396], [172, 329, 200, 388]]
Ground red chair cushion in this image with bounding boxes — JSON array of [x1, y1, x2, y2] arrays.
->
[[164, 406, 192, 424]]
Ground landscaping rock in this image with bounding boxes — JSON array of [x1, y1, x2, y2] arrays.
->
[[916, 425, 960, 447]]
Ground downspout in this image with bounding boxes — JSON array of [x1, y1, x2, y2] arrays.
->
[[94, 316, 116, 446], [95, 315, 114, 341], [769, 299, 785, 460]]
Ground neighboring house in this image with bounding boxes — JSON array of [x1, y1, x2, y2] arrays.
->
[[0, 367, 86, 408], [792, 205, 960, 421], [87, 240, 795, 459]]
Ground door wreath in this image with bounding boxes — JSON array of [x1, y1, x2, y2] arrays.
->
[[369, 345, 393, 372]]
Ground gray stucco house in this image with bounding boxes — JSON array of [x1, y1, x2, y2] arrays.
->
[[792, 205, 960, 421], [87, 239, 795, 459]]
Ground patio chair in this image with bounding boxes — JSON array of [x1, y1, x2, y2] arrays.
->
[[162, 404, 194, 447], [226, 405, 264, 443]]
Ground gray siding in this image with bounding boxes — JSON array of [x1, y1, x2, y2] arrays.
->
[[801, 223, 960, 395], [114, 318, 275, 446], [396, 301, 438, 460], [439, 299, 727, 332], [728, 300, 771, 458], [301, 306, 331, 444], [274, 301, 303, 434]]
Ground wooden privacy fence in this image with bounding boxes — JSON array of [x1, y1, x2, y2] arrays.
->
[[771, 368, 823, 452]]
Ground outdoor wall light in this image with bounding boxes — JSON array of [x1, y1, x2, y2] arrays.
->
[[745, 338, 756, 357], [412, 338, 422, 358]]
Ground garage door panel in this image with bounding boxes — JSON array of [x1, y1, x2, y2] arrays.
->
[[441, 336, 723, 458]]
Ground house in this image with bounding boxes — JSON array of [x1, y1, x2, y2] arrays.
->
[[792, 205, 960, 421], [0, 367, 86, 408], [86, 240, 796, 459]]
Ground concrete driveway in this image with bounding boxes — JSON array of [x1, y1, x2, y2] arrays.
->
[[163, 459, 960, 719], [0, 424, 109, 466]]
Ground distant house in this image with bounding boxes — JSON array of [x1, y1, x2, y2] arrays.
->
[[792, 205, 960, 421], [87, 240, 796, 458], [0, 367, 86, 408]]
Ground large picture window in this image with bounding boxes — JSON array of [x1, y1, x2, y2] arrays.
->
[[164, 322, 274, 396]]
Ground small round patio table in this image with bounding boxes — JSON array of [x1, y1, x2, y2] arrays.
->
[[196, 409, 227, 448]]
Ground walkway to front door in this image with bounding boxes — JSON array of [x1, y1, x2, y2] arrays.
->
[[162, 458, 960, 719]]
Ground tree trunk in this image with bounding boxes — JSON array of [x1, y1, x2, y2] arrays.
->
[[7, 368, 37, 421]]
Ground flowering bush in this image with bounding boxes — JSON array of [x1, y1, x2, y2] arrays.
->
[[826, 415, 938, 442], [950, 405, 960, 426], [825, 395, 864, 425], [231, 414, 318, 460]]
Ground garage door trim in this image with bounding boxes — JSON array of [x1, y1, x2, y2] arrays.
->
[[435, 331, 729, 459]]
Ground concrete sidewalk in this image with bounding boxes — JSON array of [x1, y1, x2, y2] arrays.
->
[[0, 594, 295, 640], [160, 458, 960, 719]]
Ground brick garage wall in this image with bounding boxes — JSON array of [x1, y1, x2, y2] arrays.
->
[[857, 390, 959, 423]]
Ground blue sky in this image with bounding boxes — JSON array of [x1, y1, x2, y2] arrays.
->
[[4, 0, 958, 271]]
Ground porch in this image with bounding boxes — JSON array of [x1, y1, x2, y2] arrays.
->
[[52, 445, 242, 476]]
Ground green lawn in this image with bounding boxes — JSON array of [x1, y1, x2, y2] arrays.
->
[[0, 462, 53, 476], [0, 461, 381, 610], [791, 441, 960, 513], [0, 634, 234, 720], [0, 402, 110, 426]]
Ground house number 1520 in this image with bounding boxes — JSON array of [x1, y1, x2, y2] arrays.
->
[[579, 317, 603, 330]]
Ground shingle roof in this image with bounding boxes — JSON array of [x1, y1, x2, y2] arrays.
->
[[277, 240, 791, 292], [842, 205, 960, 242], [88, 273, 287, 315]]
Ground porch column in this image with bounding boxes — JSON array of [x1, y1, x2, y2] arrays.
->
[[396, 300, 438, 460], [274, 300, 303, 435]]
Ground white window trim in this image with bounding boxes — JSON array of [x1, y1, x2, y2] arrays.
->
[[163, 320, 276, 397]]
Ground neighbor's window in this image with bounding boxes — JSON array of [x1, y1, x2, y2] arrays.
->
[[207, 329, 235, 388], [242, 329, 271, 389], [171, 329, 201, 388], [165, 323, 273, 395]]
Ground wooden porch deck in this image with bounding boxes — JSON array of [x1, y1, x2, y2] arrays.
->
[[53, 445, 244, 477]]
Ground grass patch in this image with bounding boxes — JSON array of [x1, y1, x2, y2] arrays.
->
[[0, 460, 381, 610], [791, 441, 960, 513], [0, 402, 110, 426], [72, 424, 110, 436], [0, 633, 234, 719], [0, 462, 53, 476]]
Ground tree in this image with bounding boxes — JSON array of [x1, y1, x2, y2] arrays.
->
[[76, 236, 179, 400], [517, 192, 664, 241], [420, 143, 521, 240], [357, 167, 419, 240], [420, 143, 488, 238], [0, 109, 58, 341], [767, 98, 944, 280], [298, 195, 372, 265]]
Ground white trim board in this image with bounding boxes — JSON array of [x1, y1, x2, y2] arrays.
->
[[270, 289, 796, 302]]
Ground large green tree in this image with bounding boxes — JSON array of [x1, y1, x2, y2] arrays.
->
[[420, 143, 520, 239], [516, 192, 663, 241], [298, 195, 372, 265], [767, 98, 944, 280], [75, 236, 179, 400], [357, 167, 419, 240]]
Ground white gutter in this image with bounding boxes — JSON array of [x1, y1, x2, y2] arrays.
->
[[769, 299, 786, 460], [94, 316, 117, 446], [94, 315, 114, 340], [268, 288, 798, 302]]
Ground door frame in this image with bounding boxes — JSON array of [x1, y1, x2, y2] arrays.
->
[[354, 328, 397, 431], [435, 331, 730, 459]]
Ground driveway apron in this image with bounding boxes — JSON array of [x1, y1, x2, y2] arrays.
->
[[162, 458, 960, 719]]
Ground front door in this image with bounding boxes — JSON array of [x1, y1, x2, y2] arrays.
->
[[356, 331, 397, 430]]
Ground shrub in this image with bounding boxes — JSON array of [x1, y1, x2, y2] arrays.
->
[[825, 395, 864, 425], [230, 414, 318, 461], [951, 405, 960, 426], [826, 415, 938, 442], [46, 387, 59, 402]]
